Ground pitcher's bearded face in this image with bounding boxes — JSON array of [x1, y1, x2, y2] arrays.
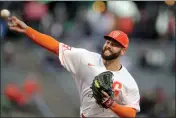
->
[[102, 47, 122, 60], [101, 39, 123, 60]]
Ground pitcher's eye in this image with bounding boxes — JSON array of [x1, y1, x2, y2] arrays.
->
[[106, 40, 110, 44], [111, 43, 115, 47]]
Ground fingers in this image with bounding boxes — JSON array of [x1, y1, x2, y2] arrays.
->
[[11, 16, 19, 22], [7, 16, 27, 32], [101, 90, 109, 97], [8, 22, 17, 27], [8, 16, 15, 22], [8, 16, 20, 25], [7, 16, 20, 29], [9, 27, 24, 33], [9, 26, 17, 30]]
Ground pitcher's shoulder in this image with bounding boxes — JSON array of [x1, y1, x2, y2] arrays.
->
[[121, 66, 139, 89], [121, 66, 134, 78]]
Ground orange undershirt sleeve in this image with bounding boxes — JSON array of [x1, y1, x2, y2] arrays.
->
[[24, 27, 59, 55], [110, 102, 136, 118]]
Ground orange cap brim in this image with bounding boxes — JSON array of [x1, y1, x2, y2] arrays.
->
[[104, 35, 125, 48]]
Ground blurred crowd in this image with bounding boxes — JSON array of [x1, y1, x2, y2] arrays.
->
[[1, 1, 175, 42], [0, 1, 175, 117]]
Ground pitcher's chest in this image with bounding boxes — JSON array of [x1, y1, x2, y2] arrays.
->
[[79, 58, 106, 84]]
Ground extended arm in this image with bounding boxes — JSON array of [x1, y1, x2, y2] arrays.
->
[[8, 16, 59, 55], [8, 16, 85, 74], [25, 27, 59, 55]]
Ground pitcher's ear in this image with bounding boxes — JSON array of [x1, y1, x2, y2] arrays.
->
[[121, 48, 127, 56]]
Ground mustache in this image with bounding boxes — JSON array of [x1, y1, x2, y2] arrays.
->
[[103, 48, 113, 53]]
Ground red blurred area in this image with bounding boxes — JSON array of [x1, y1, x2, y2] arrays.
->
[[114, 17, 134, 34], [24, 1, 48, 21], [4, 84, 26, 105], [119, 17, 134, 34], [23, 79, 40, 96]]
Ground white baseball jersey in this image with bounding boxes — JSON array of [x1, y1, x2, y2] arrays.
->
[[58, 43, 140, 117]]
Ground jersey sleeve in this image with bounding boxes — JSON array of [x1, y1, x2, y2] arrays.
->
[[121, 87, 140, 112], [58, 43, 85, 74]]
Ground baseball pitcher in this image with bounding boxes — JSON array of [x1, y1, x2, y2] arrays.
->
[[8, 16, 140, 117]]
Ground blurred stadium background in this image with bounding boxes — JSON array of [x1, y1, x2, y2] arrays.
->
[[0, 1, 175, 117]]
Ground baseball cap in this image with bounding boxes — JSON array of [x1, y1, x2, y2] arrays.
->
[[104, 30, 129, 48]]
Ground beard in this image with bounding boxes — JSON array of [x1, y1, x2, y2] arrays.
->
[[101, 48, 121, 60]]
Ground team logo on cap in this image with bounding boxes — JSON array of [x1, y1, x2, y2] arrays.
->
[[113, 32, 120, 38]]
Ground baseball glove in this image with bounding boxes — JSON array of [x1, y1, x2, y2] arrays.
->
[[90, 71, 114, 108]]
